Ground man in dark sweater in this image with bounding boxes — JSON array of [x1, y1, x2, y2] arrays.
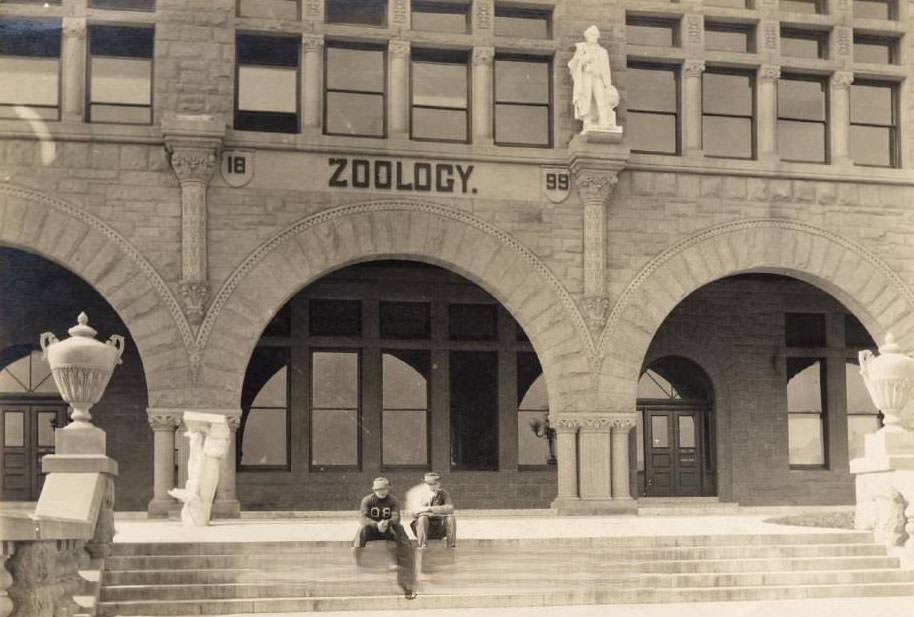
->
[[410, 472, 456, 548], [353, 477, 416, 599]]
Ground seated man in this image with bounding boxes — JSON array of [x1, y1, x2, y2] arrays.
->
[[353, 477, 416, 599], [410, 472, 456, 548]]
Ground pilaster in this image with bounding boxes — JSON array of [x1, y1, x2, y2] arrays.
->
[[550, 416, 581, 510], [212, 414, 242, 518], [389, 40, 411, 139], [146, 409, 182, 518], [472, 47, 495, 144], [758, 65, 781, 162], [682, 60, 705, 157], [61, 18, 86, 122], [301, 34, 324, 133], [831, 71, 855, 167]]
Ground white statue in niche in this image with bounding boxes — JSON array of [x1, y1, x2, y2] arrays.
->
[[568, 25, 620, 134], [169, 411, 231, 526]]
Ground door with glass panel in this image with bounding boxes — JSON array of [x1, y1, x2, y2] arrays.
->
[[643, 407, 707, 497], [1, 404, 67, 501]]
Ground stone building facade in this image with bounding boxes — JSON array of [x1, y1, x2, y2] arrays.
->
[[0, 0, 912, 515]]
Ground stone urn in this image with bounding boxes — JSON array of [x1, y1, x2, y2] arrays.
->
[[40, 312, 125, 429], [859, 333, 914, 431]]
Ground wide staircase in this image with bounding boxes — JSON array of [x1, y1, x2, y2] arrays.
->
[[97, 530, 914, 615]]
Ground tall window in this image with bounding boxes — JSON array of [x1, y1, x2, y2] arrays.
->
[[87, 25, 154, 124], [382, 350, 430, 467], [780, 28, 828, 59], [311, 350, 360, 469], [239, 347, 290, 470], [853, 34, 898, 64], [787, 358, 827, 467], [850, 81, 897, 167], [493, 55, 551, 147], [411, 1, 470, 33], [411, 49, 469, 143], [494, 6, 551, 38], [853, 0, 896, 20], [626, 62, 679, 155], [625, 16, 679, 47], [324, 42, 386, 137], [235, 34, 300, 133], [777, 75, 828, 163], [325, 0, 387, 26], [0, 18, 60, 121], [702, 69, 754, 159]]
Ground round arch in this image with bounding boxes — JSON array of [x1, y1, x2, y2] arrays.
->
[[198, 199, 594, 411], [0, 183, 191, 406], [598, 218, 914, 413]]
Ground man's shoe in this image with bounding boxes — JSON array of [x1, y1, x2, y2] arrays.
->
[[404, 590, 418, 600]]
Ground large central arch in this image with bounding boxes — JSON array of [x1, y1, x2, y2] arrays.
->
[[199, 199, 595, 412]]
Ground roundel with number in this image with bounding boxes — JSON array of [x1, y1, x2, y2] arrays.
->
[[221, 150, 254, 188], [541, 167, 571, 204]]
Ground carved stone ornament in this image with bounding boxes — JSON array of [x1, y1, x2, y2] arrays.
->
[[63, 18, 87, 40], [473, 47, 495, 66], [683, 61, 706, 78], [169, 148, 218, 185], [576, 173, 618, 208], [475, 0, 492, 29], [582, 295, 610, 327], [759, 65, 781, 83], [302, 34, 324, 52], [169, 412, 231, 527], [873, 487, 908, 547], [832, 71, 855, 90], [148, 413, 181, 431], [389, 40, 411, 58], [179, 280, 210, 326]]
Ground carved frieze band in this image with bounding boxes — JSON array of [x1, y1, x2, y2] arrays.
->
[[549, 414, 637, 432]]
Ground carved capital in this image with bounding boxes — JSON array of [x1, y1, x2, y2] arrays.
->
[[179, 280, 210, 325], [683, 61, 705, 78], [610, 415, 637, 432], [550, 416, 582, 432], [575, 172, 618, 208], [63, 18, 87, 40], [832, 71, 854, 90], [148, 413, 181, 430], [169, 147, 218, 185], [225, 416, 241, 431], [302, 34, 324, 52], [580, 416, 613, 432], [389, 40, 411, 58], [473, 46, 495, 66], [759, 65, 781, 83]]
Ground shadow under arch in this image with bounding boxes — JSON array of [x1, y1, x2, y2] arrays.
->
[[198, 199, 595, 411]]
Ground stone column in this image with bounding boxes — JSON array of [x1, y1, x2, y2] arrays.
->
[[578, 417, 612, 501], [472, 47, 495, 144], [758, 65, 781, 161], [682, 61, 705, 156], [611, 416, 636, 501], [213, 414, 241, 518], [389, 40, 410, 139], [301, 34, 324, 133], [61, 17, 86, 122], [147, 411, 180, 518], [831, 71, 854, 166], [576, 173, 617, 330], [551, 418, 580, 507]]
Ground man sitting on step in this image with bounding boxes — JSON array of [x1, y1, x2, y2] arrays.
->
[[410, 472, 456, 549], [353, 477, 417, 599]]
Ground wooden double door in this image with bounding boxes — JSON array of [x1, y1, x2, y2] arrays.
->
[[1, 402, 67, 501], [642, 403, 713, 497]]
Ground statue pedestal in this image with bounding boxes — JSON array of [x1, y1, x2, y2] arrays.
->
[[574, 126, 623, 145]]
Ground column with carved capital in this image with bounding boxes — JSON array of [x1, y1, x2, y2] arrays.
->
[[213, 414, 241, 518], [610, 416, 636, 501], [831, 71, 854, 166], [301, 34, 324, 132], [578, 417, 612, 502], [577, 173, 616, 328], [683, 61, 705, 156], [61, 18, 86, 122], [550, 417, 580, 508], [147, 410, 180, 518], [472, 47, 495, 144], [758, 65, 781, 161], [389, 40, 410, 139]]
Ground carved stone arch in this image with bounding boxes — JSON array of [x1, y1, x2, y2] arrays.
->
[[598, 218, 914, 413], [0, 183, 192, 406], [198, 199, 595, 411]]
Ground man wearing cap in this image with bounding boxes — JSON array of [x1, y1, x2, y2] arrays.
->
[[353, 477, 416, 599], [410, 472, 456, 549]]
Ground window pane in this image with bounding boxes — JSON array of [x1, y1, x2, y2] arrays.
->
[[242, 347, 290, 408], [494, 8, 550, 38], [494, 104, 550, 146], [0, 105, 58, 120], [411, 1, 469, 33], [781, 0, 822, 13], [89, 25, 154, 58], [91, 57, 151, 105], [494, 60, 549, 104], [450, 351, 498, 469], [853, 0, 894, 20], [628, 111, 677, 154], [846, 362, 878, 413], [0, 58, 58, 107], [518, 410, 550, 465], [705, 26, 751, 53], [326, 92, 385, 136], [37, 411, 57, 447], [854, 38, 895, 64], [778, 120, 826, 162], [785, 313, 826, 347], [0, 18, 61, 58], [312, 351, 359, 408], [850, 83, 893, 125], [651, 415, 669, 448], [263, 303, 291, 336], [413, 107, 467, 141], [703, 72, 752, 116], [678, 416, 696, 448], [326, 0, 387, 26], [382, 351, 429, 409], [626, 20, 677, 47], [787, 359, 824, 412], [89, 0, 155, 9], [238, 0, 299, 19], [636, 412, 645, 471], [778, 78, 826, 121], [238, 66, 297, 113], [3, 412, 24, 447], [252, 366, 287, 407], [237, 34, 299, 67], [90, 104, 151, 124], [310, 299, 362, 336], [706, 0, 749, 7], [312, 409, 359, 465], [326, 46, 384, 92], [241, 408, 288, 466], [704, 116, 752, 158], [382, 410, 427, 465], [626, 66, 677, 113], [851, 125, 892, 167], [380, 302, 430, 339], [413, 60, 467, 108], [781, 32, 826, 59], [789, 415, 825, 465], [449, 304, 497, 340], [519, 374, 548, 411]]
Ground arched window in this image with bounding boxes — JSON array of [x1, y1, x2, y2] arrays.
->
[[0, 350, 59, 394]]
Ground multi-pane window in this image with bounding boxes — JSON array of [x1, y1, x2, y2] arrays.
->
[[493, 55, 551, 147], [702, 69, 754, 159], [517, 352, 550, 467], [704, 22, 754, 53], [87, 25, 154, 124], [311, 350, 360, 468], [781, 0, 824, 13], [238, 0, 300, 20], [240, 347, 290, 470], [626, 62, 679, 155], [381, 350, 430, 467], [411, 49, 470, 143], [777, 75, 828, 163], [786, 357, 827, 467], [494, 6, 551, 39], [853, 34, 898, 64], [235, 34, 299, 133], [850, 80, 898, 167], [325, 42, 386, 137], [89, 0, 155, 10], [625, 16, 680, 47], [449, 303, 497, 340], [0, 18, 61, 121], [780, 28, 828, 59], [853, 0, 896, 20], [325, 0, 387, 26], [846, 360, 880, 460], [411, 1, 470, 33]]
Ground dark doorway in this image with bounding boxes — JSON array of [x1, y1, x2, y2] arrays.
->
[[450, 350, 498, 470]]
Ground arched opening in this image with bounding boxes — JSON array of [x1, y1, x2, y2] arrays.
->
[[0, 247, 150, 508], [235, 259, 555, 510]]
